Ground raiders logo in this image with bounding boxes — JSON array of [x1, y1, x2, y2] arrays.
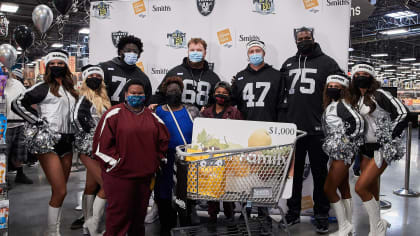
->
[[111, 31, 129, 48], [253, 0, 274, 15], [197, 0, 215, 16], [92, 2, 111, 19], [166, 30, 187, 49]]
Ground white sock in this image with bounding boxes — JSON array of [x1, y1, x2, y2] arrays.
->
[[47, 205, 62, 234], [92, 196, 107, 222], [342, 198, 353, 224]]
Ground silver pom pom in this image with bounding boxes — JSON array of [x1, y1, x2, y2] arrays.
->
[[24, 122, 61, 154], [375, 115, 405, 166], [322, 122, 362, 165], [74, 129, 95, 155]]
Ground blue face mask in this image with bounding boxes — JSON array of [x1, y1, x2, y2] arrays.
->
[[189, 51, 203, 63], [126, 95, 145, 107], [123, 52, 138, 65], [249, 53, 264, 66]]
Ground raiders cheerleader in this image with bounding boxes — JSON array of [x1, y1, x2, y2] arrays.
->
[[322, 73, 364, 236], [73, 65, 111, 236], [350, 62, 408, 236], [12, 50, 78, 236]]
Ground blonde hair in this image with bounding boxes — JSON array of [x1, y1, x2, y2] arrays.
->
[[79, 78, 111, 116]]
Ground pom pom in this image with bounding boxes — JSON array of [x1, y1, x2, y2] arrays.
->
[[23, 122, 61, 155]]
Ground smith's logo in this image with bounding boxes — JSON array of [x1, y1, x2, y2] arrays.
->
[[253, 0, 274, 15], [326, 0, 350, 6], [239, 35, 260, 42], [92, 2, 111, 19], [151, 68, 169, 74], [197, 0, 215, 16], [111, 31, 129, 48], [167, 30, 187, 49], [152, 5, 171, 12]]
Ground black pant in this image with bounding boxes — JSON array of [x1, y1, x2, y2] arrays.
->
[[156, 198, 177, 236], [287, 135, 330, 218]]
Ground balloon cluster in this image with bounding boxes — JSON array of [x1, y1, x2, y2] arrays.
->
[[23, 122, 61, 155], [375, 115, 405, 167], [74, 129, 95, 156], [322, 122, 363, 165]]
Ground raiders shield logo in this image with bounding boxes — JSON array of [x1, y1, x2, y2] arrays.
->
[[197, 0, 215, 16], [167, 30, 187, 49], [253, 0, 274, 15], [92, 2, 111, 19], [111, 31, 129, 48]]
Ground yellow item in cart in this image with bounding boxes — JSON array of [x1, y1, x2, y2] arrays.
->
[[186, 148, 226, 198]]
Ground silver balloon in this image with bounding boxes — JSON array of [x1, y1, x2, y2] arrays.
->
[[0, 44, 17, 68], [32, 4, 53, 34]]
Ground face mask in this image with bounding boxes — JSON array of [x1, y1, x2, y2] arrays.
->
[[297, 40, 314, 54], [326, 88, 341, 101], [189, 51, 203, 63], [123, 52, 138, 65], [126, 95, 145, 108], [49, 66, 66, 79], [166, 91, 182, 107], [354, 76, 372, 89], [249, 53, 264, 66], [86, 77, 102, 90], [214, 94, 230, 106]]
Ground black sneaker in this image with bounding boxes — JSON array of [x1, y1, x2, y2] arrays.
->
[[15, 173, 33, 184], [70, 216, 84, 230], [314, 218, 329, 234], [280, 213, 300, 227]]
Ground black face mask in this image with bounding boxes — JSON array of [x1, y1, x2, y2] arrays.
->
[[166, 91, 182, 107], [86, 77, 102, 90], [214, 94, 230, 106], [49, 66, 67, 79], [297, 40, 314, 54], [354, 76, 372, 89], [326, 88, 341, 101]]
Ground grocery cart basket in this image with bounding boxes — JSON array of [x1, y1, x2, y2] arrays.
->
[[172, 130, 307, 236]]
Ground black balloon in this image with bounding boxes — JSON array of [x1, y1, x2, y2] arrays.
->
[[13, 25, 34, 50], [53, 0, 73, 15]]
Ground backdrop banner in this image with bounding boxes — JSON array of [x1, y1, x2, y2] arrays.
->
[[89, 0, 351, 91], [89, 0, 351, 215]]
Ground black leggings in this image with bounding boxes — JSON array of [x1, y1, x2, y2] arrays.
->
[[156, 198, 177, 236]]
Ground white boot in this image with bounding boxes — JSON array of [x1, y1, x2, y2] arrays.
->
[[364, 198, 390, 236], [85, 196, 106, 236], [82, 194, 95, 234], [45, 205, 62, 236], [145, 202, 159, 223], [329, 201, 353, 236], [342, 198, 353, 235]]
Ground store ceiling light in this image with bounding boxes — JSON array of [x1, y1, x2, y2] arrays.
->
[[348, 48, 354, 52], [397, 66, 410, 69], [385, 11, 417, 19], [402, 71, 411, 73], [380, 28, 408, 35], [51, 43, 63, 48], [412, 63, 420, 66], [0, 3, 19, 13], [400, 58, 416, 62], [348, 62, 354, 65], [384, 69, 396, 72], [380, 64, 394, 67], [375, 67, 381, 70], [371, 53, 388, 57], [79, 28, 90, 34]]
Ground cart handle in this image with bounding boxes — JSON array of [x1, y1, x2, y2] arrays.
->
[[176, 129, 307, 160]]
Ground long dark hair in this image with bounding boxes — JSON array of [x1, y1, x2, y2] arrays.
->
[[349, 77, 380, 113], [44, 65, 78, 99], [322, 85, 351, 109]]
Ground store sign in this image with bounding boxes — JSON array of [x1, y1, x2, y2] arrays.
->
[[351, 0, 376, 23]]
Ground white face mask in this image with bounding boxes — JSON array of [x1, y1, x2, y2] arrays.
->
[[123, 52, 138, 65]]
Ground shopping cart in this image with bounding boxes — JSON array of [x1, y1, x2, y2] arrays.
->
[[172, 130, 307, 236]]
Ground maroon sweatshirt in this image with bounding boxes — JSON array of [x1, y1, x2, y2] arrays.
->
[[92, 103, 170, 178], [200, 104, 243, 120]]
